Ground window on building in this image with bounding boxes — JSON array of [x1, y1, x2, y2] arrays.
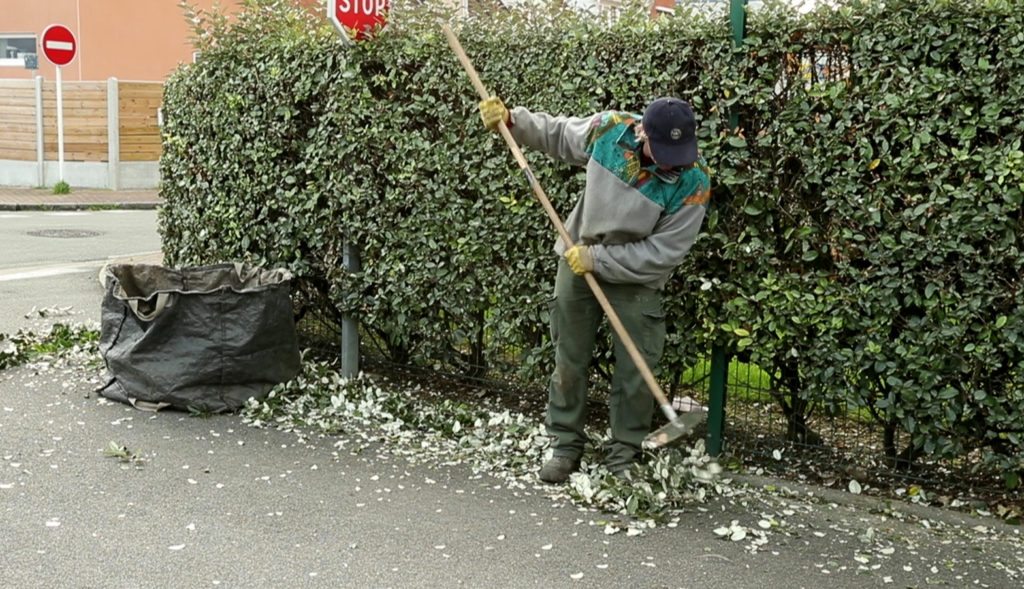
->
[[0, 35, 37, 67], [598, 0, 623, 22]]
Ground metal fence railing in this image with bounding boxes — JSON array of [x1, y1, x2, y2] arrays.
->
[[701, 353, 1007, 499]]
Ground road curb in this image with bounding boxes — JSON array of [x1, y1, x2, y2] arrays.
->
[[0, 203, 162, 211]]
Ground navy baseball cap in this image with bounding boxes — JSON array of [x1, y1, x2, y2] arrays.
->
[[642, 97, 698, 167]]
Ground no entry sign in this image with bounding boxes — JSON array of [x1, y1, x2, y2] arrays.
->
[[41, 23, 78, 185], [329, 0, 389, 41], [41, 24, 77, 67]]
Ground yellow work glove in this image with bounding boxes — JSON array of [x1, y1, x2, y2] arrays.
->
[[478, 96, 509, 132], [564, 245, 593, 276]]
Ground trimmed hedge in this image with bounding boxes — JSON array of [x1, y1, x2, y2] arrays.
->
[[160, 0, 1023, 483]]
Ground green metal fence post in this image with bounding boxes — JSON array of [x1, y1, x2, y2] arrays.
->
[[706, 345, 728, 456], [703, 0, 747, 458], [728, 0, 748, 129], [730, 0, 748, 48]]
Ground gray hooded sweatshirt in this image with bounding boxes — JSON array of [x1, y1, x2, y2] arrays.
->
[[508, 106, 712, 290]]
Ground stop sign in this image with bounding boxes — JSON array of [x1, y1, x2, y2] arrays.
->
[[329, 0, 389, 41], [41, 24, 77, 67]]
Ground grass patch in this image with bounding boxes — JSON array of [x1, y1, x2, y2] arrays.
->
[[0, 324, 100, 370], [676, 356, 774, 403]]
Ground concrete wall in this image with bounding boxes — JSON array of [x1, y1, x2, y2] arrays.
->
[[0, 159, 159, 190]]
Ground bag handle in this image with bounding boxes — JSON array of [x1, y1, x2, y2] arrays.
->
[[127, 292, 172, 322]]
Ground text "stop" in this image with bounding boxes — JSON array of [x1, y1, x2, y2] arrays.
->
[[338, 0, 387, 16]]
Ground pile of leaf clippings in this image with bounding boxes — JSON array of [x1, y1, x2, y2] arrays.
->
[[234, 359, 1024, 586], [0, 322, 99, 371], [240, 359, 724, 529]]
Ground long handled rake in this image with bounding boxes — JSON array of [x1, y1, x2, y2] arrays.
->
[[442, 24, 704, 449]]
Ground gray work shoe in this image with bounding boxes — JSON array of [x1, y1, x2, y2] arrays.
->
[[609, 463, 633, 479], [538, 456, 580, 483]]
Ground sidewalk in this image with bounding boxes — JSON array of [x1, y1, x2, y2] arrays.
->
[[0, 186, 163, 210]]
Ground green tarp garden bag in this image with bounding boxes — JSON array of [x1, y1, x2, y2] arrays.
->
[[98, 262, 301, 412]]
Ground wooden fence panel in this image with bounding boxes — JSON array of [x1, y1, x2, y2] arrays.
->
[[41, 82, 109, 162], [0, 78, 163, 164], [0, 80, 37, 161], [119, 82, 163, 162]]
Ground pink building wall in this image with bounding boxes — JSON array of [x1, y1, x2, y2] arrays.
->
[[0, 0, 251, 82]]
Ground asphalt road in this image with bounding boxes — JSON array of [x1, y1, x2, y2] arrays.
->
[[1, 208, 1022, 588], [0, 209, 161, 334]]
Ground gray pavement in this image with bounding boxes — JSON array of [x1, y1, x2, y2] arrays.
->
[[3, 356, 1022, 589], [1, 187, 1022, 588], [0, 186, 162, 211], [0, 208, 162, 335]]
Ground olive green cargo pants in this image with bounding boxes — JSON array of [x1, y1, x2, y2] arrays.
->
[[545, 260, 666, 470]]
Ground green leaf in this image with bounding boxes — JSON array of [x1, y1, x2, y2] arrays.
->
[[1006, 471, 1019, 491]]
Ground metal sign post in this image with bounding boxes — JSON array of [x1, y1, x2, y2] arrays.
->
[[41, 24, 78, 185]]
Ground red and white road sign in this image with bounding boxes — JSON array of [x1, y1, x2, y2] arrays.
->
[[329, 0, 389, 41], [41, 24, 77, 67]]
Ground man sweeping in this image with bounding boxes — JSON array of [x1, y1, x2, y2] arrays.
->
[[478, 96, 712, 483]]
